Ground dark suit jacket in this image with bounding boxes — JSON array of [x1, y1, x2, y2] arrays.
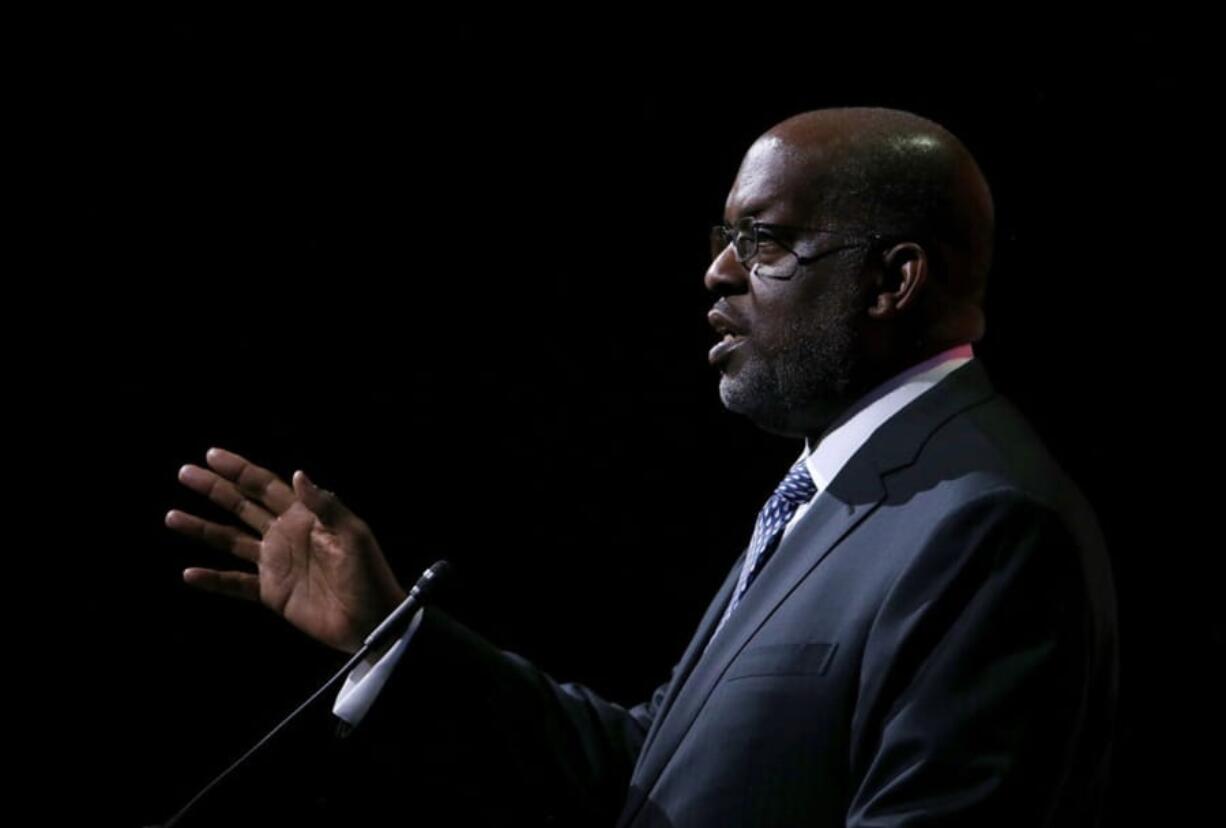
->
[[336, 358, 1119, 827]]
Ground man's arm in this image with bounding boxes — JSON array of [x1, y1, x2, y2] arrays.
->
[[165, 447, 674, 823], [337, 604, 675, 825], [847, 491, 1113, 827]]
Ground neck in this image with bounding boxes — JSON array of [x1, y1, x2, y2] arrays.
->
[[801, 340, 968, 448]]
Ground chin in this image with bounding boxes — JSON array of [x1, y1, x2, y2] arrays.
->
[[718, 369, 850, 440], [719, 375, 796, 437]]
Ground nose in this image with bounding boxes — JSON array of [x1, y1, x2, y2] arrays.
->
[[704, 245, 750, 295]]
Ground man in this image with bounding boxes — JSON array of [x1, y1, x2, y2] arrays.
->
[[167, 107, 1119, 826]]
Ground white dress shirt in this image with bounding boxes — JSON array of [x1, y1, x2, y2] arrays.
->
[[782, 341, 975, 541], [333, 342, 977, 727]]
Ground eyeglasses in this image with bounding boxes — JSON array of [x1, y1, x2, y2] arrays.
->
[[710, 216, 889, 280]]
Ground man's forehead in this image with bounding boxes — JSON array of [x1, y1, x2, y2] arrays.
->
[[723, 135, 834, 223]]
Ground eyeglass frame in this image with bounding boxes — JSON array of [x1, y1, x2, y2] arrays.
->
[[710, 216, 896, 281]]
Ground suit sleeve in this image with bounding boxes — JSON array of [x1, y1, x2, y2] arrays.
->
[[332, 603, 674, 825], [847, 491, 1104, 827]]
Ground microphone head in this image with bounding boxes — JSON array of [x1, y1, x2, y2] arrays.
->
[[418, 559, 453, 596]]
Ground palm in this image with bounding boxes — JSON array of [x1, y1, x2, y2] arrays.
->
[[166, 448, 406, 653], [259, 503, 392, 650]]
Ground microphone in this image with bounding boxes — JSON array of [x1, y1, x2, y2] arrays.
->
[[152, 560, 453, 828], [364, 559, 451, 653]]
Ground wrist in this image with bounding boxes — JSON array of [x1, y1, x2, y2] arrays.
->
[[351, 584, 409, 652]]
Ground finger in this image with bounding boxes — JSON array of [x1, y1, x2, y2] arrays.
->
[[204, 447, 297, 516], [182, 567, 260, 603], [177, 463, 276, 535], [165, 509, 261, 563], [293, 470, 352, 528]]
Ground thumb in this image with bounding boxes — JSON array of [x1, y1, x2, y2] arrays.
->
[[294, 470, 348, 526]]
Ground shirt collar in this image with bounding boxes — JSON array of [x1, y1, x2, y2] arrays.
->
[[800, 343, 976, 491]]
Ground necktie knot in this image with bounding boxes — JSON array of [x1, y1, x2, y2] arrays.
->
[[773, 457, 817, 507]]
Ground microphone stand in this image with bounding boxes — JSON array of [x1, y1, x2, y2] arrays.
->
[[148, 560, 452, 828]]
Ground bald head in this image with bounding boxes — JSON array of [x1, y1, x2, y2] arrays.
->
[[751, 107, 995, 345]]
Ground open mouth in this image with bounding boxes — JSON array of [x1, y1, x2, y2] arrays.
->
[[709, 334, 746, 366]]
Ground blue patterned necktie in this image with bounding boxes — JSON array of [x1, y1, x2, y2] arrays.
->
[[707, 456, 818, 649]]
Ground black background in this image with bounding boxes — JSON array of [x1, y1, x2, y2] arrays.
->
[[40, 16, 1220, 826]]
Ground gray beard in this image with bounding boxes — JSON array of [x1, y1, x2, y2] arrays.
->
[[718, 272, 866, 437]]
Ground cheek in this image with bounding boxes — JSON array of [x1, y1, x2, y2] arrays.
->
[[755, 302, 815, 350]]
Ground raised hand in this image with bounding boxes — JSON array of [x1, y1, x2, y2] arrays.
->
[[166, 447, 407, 654]]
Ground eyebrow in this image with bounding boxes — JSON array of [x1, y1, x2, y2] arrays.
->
[[727, 220, 797, 236], [723, 204, 766, 224]]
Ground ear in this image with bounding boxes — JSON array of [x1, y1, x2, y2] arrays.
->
[[867, 242, 927, 320]]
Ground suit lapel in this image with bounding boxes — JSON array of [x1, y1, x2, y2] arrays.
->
[[626, 358, 997, 806], [632, 545, 746, 764], [629, 464, 886, 795]]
